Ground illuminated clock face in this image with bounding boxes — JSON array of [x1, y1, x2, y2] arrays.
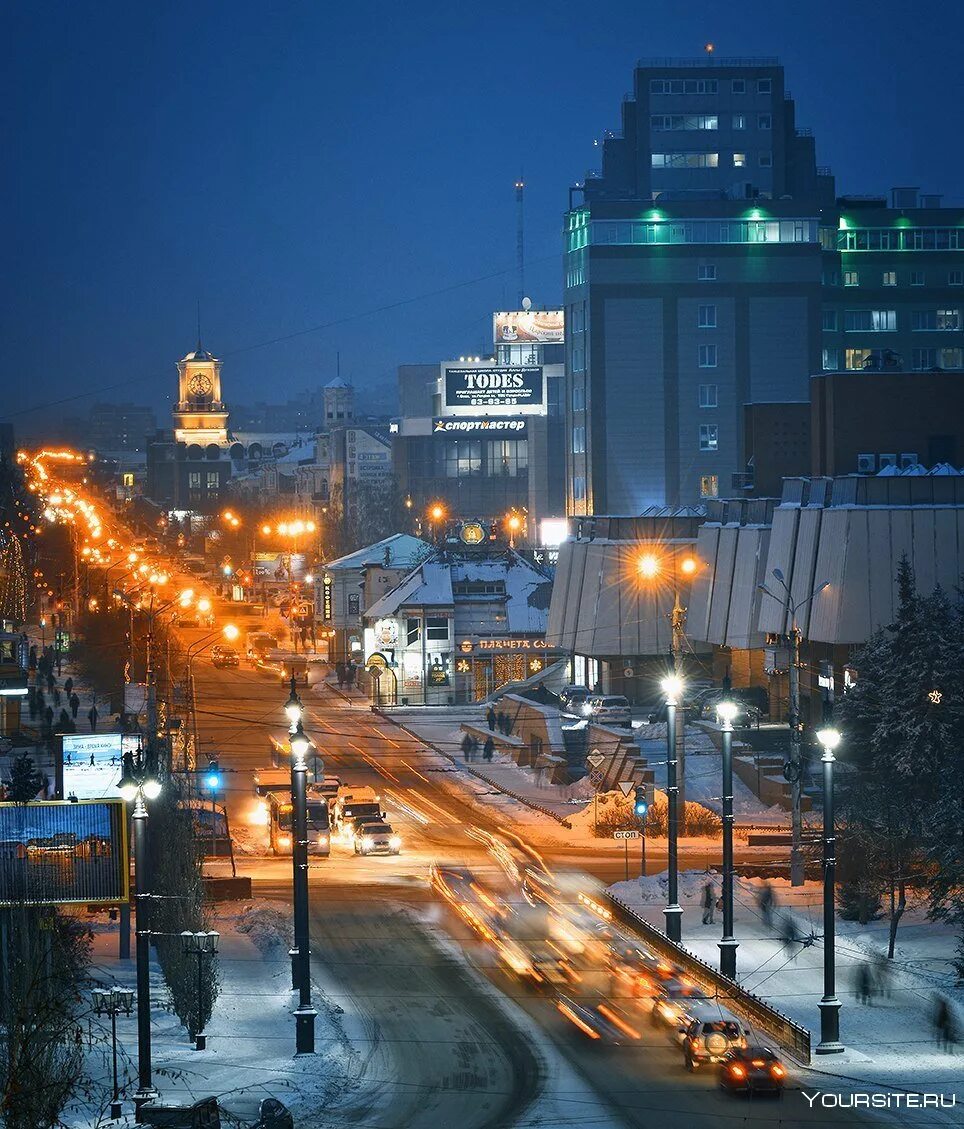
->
[[188, 373, 213, 397]]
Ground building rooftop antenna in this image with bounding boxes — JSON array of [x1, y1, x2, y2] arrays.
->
[[515, 175, 525, 307]]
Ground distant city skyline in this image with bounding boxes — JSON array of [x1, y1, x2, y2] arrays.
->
[[3, 0, 963, 434]]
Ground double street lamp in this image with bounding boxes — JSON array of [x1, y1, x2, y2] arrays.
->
[[92, 984, 135, 1120], [716, 700, 739, 978], [815, 726, 844, 1054], [660, 674, 683, 942], [117, 742, 161, 1113], [179, 930, 220, 1050], [283, 677, 317, 1055]]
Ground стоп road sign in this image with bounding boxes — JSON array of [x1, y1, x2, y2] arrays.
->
[[613, 829, 640, 840]]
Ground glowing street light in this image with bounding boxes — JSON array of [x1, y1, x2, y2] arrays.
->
[[717, 700, 739, 977], [815, 726, 844, 1055]]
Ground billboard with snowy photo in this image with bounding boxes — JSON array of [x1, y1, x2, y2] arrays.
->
[[0, 799, 128, 906]]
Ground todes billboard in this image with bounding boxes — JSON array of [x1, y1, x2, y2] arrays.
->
[[444, 366, 543, 410]]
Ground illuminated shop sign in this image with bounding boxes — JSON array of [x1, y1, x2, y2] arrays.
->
[[444, 366, 543, 409], [432, 418, 528, 435]]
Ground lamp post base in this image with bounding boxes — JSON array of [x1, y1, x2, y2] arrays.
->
[[295, 1005, 317, 1055], [664, 904, 682, 943], [816, 996, 844, 1054], [110, 1099, 123, 1120], [194, 1032, 207, 1051], [132, 1086, 159, 1122], [719, 937, 738, 980]]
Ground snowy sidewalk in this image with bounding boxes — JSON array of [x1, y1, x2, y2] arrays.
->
[[64, 903, 353, 1128], [609, 871, 964, 1106]]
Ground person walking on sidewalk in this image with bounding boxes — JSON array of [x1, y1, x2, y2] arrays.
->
[[64, 676, 73, 698], [87, 703, 99, 733], [934, 995, 959, 1053], [486, 707, 496, 731], [69, 691, 80, 720], [483, 735, 495, 762], [701, 879, 717, 925], [854, 962, 874, 1005], [758, 881, 777, 927], [46, 671, 55, 695], [461, 733, 473, 761]]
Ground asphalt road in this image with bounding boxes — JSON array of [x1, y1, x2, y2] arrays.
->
[[188, 646, 889, 1129]]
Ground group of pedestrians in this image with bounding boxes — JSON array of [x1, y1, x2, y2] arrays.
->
[[461, 732, 495, 762], [334, 661, 357, 690], [485, 706, 514, 736], [26, 641, 98, 737], [853, 953, 893, 1005]]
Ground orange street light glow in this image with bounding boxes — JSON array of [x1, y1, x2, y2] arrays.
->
[[222, 624, 239, 641], [637, 554, 659, 579], [681, 556, 697, 575]]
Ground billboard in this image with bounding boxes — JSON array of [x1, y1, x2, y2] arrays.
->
[[432, 417, 528, 436], [494, 310, 564, 345], [0, 799, 128, 906], [444, 366, 543, 410], [61, 733, 140, 800]]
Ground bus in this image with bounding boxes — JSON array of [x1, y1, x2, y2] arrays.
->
[[267, 792, 331, 857]]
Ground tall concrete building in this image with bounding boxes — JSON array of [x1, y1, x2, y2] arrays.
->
[[565, 56, 964, 512]]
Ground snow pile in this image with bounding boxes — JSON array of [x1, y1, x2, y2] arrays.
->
[[236, 904, 292, 957]]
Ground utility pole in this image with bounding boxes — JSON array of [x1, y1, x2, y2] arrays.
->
[[671, 590, 687, 829]]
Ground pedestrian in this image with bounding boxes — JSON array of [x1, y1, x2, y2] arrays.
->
[[28, 688, 37, 720], [934, 995, 958, 1053], [57, 708, 71, 732], [55, 649, 62, 675], [854, 962, 874, 1005], [28, 645, 37, 671], [873, 951, 892, 999], [701, 879, 716, 925], [53, 688, 61, 707], [470, 736, 479, 762], [483, 735, 495, 762], [46, 671, 55, 695], [497, 711, 507, 735], [346, 663, 356, 688], [64, 677, 73, 698], [43, 704, 54, 732], [335, 661, 345, 689], [778, 913, 801, 956], [87, 704, 98, 733], [486, 707, 496, 731], [69, 692, 80, 720], [502, 712, 513, 736], [758, 881, 776, 928], [461, 733, 473, 761]]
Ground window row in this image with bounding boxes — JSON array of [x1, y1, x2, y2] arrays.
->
[[649, 78, 771, 95], [837, 228, 962, 251], [829, 347, 964, 371], [843, 269, 964, 287], [651, 152, 719, 168], [439, 439, 528, 478], [650, 113, 772, 131], [585, 219, 817, 249]]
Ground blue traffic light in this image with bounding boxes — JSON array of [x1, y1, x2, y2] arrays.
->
[[634, 785, 649, 819], [205, 761, 221, 790]]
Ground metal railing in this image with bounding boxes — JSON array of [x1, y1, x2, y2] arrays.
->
[[607, 890, 812, 1063]]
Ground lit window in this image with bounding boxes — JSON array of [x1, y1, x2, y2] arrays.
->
[[573, 476, 586, 501], [406, 618, 421, 645], [650, 114, 719, 131], [950, 271, 964, 287], [571, 426, 586, 454], [913, 309, 961, 331], [844, 271, 859, 287], [911, 271, 925, 286], [652, 152, 720, 168], [698, 304, 717, 328], [698, 344, 718, 368], [698, 264, 717, 281], [732, 114, 746, 130], [759, 153, 772, 167], [822, 310, 837, 331], [571, 385, 585, 410], [733, 152, 746, 168], [206, 472, 218, 490], [699, 425, 719, 451], [700, 474, 719, 498], [188, 472, 201, 489], [757, 79, 772, 94], [699, 383, 718, 408], [758, 114, 772, 130], [732, 79, 746, 94], [882, 271, 897, 286], [822, 347, 840, 370]]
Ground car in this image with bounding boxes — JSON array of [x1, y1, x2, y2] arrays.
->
[[211, 645, 239, 668], [682, 1005, 750, 1069], [585, 695, 632, 727], [647, 700, 698, 724], [353, 820, 401, 855], [650, 977, 711, 1036], [177, 614, 200, 629], [718, 1046, 787, 1095], [559, 685, 591, 713], [696, 686, 769, 721]]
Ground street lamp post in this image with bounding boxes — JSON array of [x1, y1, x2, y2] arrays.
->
[[92, 985, 135, 1120], [815, 726, 844, 1054], [117, 743, 162, 1113], [661, 674, 683, 942], [179, 930, 220, 1050], [716, 701, 739, 978], [284, 677, 317, 1055]]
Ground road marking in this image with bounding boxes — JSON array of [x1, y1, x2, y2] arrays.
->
[[383, 788, 430, 825], [407, 789, 460, 826], [398, 758, 432, 785], [348, 741, 400, 783], [372, 726, 401, 749]]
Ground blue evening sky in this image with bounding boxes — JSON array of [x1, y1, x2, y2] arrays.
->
[[2, 0, 962, 432]]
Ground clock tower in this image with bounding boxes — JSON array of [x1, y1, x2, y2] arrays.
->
[[173, 343, 229, 444]]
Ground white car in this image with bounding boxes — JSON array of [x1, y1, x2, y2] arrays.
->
[[585, 695, 632, 727], [353, 821, 401, 856]]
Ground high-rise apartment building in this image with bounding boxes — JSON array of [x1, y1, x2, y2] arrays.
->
[[565, 58, 964, 511]]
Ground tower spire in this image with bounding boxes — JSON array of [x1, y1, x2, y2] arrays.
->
[[515, 175, 525, 306], [196, 300, 202, 353]]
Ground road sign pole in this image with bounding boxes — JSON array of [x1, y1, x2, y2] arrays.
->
[[624, 838, 629, 882]]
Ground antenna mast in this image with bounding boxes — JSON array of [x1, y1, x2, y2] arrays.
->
[[515, 176, 525, 306]]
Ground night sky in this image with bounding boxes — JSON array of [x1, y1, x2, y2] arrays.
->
[[3, 0, 963, 435]]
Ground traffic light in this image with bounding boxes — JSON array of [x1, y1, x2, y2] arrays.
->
[[205, 760, 221, 791], [634, 786, 649, 820]]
